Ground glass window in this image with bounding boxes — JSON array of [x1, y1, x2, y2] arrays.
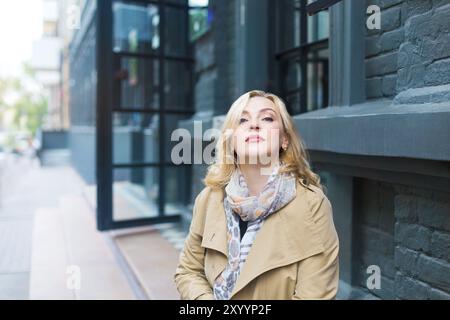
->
[[118, 57, 159, 110], [164, 166, 191, 215], [113, 2, 160, 54], [307, 0, 329, 42], [112, 112, 193, 166], [164, 113, 194, 164], [113, 112, 160, 165], [280, 57, 302, 93], [112, 166, 191, 221], [188, 0, 211, 41], [112, 167, 160, 221], [277, 0, 301, 52], [96, 0, 196, 229], [275, 0, 330, 114], [307, 48, 329, 111]]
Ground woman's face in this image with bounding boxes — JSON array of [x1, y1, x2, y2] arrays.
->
[[233, 96, 287, 166]]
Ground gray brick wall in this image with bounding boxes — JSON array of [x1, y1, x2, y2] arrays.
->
[[365, 0, 404, 99], [365, 0, 450, 100], [353, 178, 450, 299], [354, 179, 396, 299], [394, 187, 450, 299]]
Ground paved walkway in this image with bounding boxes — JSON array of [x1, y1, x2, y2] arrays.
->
[[0, 154, 86, 299], [0, 153, 186, 299]]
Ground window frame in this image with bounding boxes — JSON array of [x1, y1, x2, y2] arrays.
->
[[274, 0, 330, 115], [96, 0, 195, 231]]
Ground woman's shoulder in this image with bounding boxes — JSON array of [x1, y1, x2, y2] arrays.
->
[[190, 185, 225, 234], [194, 186, 211, 203], [297, 179, 330, 210], [294, 180, 338, 248], [192, 185, 225, 219], [194, 185, 223, 205], [293, 180, 334, 232]]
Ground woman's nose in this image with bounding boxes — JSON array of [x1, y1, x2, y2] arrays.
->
[[249, 118, 260, 130]]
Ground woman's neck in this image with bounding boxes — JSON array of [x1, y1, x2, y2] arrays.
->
[[238, 162, 279, 196]]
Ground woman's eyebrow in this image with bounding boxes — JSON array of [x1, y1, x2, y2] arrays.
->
[[259, 108, 276, 114], [241, 108, 276, 115]]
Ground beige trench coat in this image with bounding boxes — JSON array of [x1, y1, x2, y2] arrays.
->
[[174, 179, 339, 300]]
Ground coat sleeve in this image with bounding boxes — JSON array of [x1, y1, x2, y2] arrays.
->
[[292, 193, 340, 300], [174, 188, 215, 300]]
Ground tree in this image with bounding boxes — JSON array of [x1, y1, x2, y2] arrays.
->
[[0, 62, 48, 149], [12, 91, 47, 136]]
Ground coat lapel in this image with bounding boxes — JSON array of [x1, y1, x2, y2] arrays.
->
[[200, 188, 228, 283], [200, 187, 228, 256]]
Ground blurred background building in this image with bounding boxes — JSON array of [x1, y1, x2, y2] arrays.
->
[[30, 0, 75, 164], [31, 0, 65, 130]]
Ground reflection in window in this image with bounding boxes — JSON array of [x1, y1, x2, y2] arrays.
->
[[307, 0, 329, 42], [113, 167, 160, 221], [277, 0, 301, 52], [112, 165, 190, 221], [113, 112, 160, 165], [307, 48, 329, 112], [113, 2, 159, 53], [189, 0, 211, 41], [112, 112, 193, 166], [164, 166, 191, 215], [119, 57, 159, 110]]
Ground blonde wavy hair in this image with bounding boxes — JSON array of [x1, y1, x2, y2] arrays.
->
[[203, 90, 322, 190]]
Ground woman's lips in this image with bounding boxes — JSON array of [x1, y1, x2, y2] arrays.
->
[[245, 135, 265, 143]]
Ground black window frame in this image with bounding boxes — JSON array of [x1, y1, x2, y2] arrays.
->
[[96, 0, 196, 231], [274, 0, 331, 115]]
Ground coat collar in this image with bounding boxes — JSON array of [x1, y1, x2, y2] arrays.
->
[[200, 180, 325, 299]]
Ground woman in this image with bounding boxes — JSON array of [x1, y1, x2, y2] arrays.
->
[[174, 90, 339, 300]]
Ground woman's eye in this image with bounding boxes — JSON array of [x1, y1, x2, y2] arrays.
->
[[239, 118, 248, 124], [263, 117, 273, 122]]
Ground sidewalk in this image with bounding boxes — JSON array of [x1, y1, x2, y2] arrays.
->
[[0, 154, 70, 299], [0, 153, 186, 299]]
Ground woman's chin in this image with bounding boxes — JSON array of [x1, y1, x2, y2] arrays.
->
[[238, 153, 277, 165]]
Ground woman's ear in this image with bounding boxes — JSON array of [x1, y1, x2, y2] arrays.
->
[[281, 136, 289, 151]]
